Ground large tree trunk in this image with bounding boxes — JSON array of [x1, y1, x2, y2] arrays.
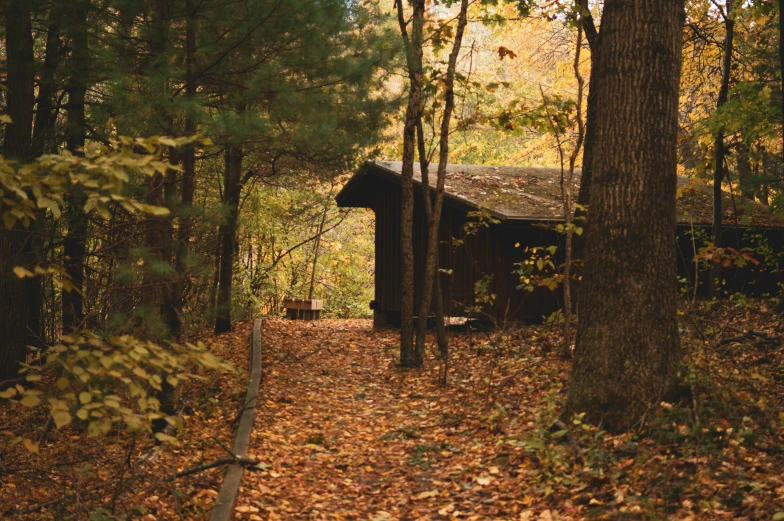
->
[[396, 0, 425, 367], [0, 0, 36, 382], [565, 0, 685, 433], [710, 0, 734, 298], [62, 0, 90, 332], [215, 145, 243, 333]]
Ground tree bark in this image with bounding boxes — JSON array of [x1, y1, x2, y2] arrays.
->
[[736, 141, 754, 199], [0, 0, 35, 382], [414, 0, 467, 366], [215, 145, 243, 333], [561, 6, 586, 359], [710, 0, 734, 298], [308, 203, 329, 300], [396, 0, 425, 367], [572, 0, 599, 268], [173, 0, 198, 340], [32, 17, 60, 158], [62, 0, 90, 332], [415, 119, 449, 364], [565, 0, 685, 433]]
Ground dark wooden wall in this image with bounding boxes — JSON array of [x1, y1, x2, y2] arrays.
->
[[676, 223, 784, 298], [372, 176, 563, 324], [370, 176, 784, 326]]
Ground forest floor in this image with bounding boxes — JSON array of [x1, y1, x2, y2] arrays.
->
[[1, 324, 253, 520], [236, 304, 784, 521], [2, 300, 784, 520]]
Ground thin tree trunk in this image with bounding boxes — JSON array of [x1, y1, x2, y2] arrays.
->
[[565, 0, 685, 433], [308, 203, 329, 300], [710, 0, 734, 298], [209, 237, 221, 318], [561, 7, 586, 359], [759, 148, 770, 205], [215, 145, 243, 333], [736, 141, 754, 199], [162, 149, 182, 338], [0, 0, 35, 382], [395, 0, 425, 367], [414, 0, 467, 366], [174, 0, 198, 339], [62, 0, 90, 332], [415, 120, 449, 363], [32, 17, 60, 157], [572, 0, 599, 268]]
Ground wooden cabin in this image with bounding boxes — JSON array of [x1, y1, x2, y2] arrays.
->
[[336, 161, 784, 327]]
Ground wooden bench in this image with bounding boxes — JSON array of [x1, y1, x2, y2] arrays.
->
[[283, 298, 323, 320]]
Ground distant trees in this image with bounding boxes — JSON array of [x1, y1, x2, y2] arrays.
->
[[565, 0, 686, 432]]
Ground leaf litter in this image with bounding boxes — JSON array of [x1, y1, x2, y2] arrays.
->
[[237, 308, 784, 521], [2, 301, 783, 520], [0, 323, 252, 520]]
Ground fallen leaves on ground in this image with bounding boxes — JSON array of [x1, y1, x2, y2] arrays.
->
[[236, 307, 784, 521], [2, 300, 784, 520], [0, 324, 251, 520]]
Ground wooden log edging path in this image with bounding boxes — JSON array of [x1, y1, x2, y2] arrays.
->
[[209, 318, 264, 521]]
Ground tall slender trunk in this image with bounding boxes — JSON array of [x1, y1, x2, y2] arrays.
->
[[308, 203, 329, 300], [759, 148, 770, 205], [561, 7, 586, 359], [0, 0, 35, 382], [396, 0, 425, 367], [710, 0, 734, 298], [414, 0, 468, 366], [573, 0, 599, 268], [415, 120, 448, 363], [62, 0, 90, 332], [565, 0, 685, 433], [736, 141, 754, 199], [174, 0, 198, 338], [215, 145, 243, 333], [162, 149, 182, 338], [32, 19, 60, 157], [143, 0, 182, 344]]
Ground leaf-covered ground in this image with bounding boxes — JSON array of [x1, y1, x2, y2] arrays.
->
[[0, 324, 252, 520], [237, 307, 784, 521], [2, 301, 784, 520]]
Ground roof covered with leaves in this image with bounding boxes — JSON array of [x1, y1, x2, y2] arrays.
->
[[337, 160, 781, 226]]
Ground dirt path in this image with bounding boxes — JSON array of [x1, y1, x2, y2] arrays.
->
[[235, 318, 550, 520]]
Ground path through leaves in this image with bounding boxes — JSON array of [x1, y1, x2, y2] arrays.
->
[[236, 314, 784, 521]]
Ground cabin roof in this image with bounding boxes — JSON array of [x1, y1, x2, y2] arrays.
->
[[336, 160, 782, 226]]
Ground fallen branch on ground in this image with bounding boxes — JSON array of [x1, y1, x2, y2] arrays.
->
[[169, 455, 261, 480]]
